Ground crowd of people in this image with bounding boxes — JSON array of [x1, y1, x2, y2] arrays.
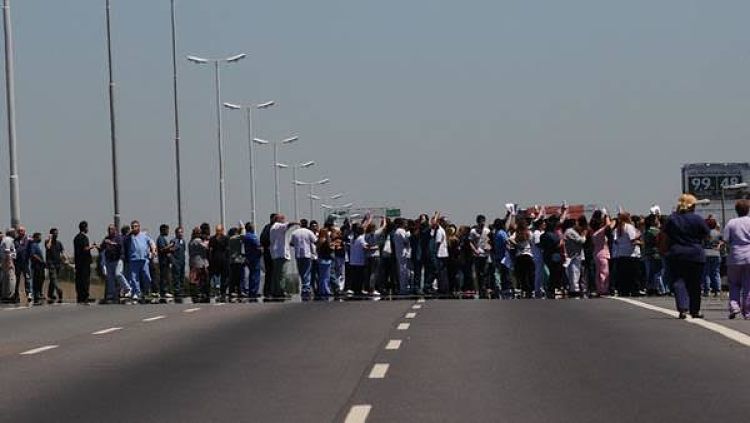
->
[[1, 195, 749, 320]]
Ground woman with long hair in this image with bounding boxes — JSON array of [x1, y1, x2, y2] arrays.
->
[[509, 220, 535, 298], [589, 210, 612, 296], [664, 194, 710, 319], [316, 228, 334, 299]]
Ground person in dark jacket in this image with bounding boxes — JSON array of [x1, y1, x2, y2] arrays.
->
[[664, 194, 710, 319], [260, 214, 276, 299]]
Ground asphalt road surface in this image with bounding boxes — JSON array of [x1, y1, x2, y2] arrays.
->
[[1, 297, 748, 423]]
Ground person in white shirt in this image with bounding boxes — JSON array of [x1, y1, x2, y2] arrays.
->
[[269, 214, 298, 299], [468, 215, 492, 297], [290, 219, 318, 299], [612, 212, 642, 297], [432, 213, 450, 295], [392, 218, 411, 295], [348, 224, 367, 296]]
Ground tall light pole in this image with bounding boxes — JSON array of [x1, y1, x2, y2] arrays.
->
[[169, 0, 183, 227], [295, 178, 330, 220], [2, 0, 19, 228], [279, 160, 315, 221], [105, 0, 120, 228], [223, 101, 275, 224], [254, 135, 299, 213], [187, 53, 246, 226], [721, 182, 748, 228]]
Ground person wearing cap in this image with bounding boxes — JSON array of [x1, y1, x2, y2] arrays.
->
[[664, 194, 710, 319]]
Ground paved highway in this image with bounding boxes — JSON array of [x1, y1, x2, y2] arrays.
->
[[1, 298, 748, 422]]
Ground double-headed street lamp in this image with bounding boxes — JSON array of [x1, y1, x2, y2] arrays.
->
[[277, 160, 315, 221], [721, 182, 748, 227], [223, 101, 275, 224], [296, 178, 330, 221], [253, 135, 299, 213], [187, 52, 246, 226]]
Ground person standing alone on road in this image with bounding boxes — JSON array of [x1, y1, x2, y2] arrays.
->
[[73, 221, 96, 304], [664, 194, 710, 319], [723, 199, 750, 319]]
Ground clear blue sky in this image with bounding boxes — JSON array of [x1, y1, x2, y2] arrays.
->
[[1, 0, 749, 236]]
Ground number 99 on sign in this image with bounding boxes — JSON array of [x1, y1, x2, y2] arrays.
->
[[689, 175, 741, 193]]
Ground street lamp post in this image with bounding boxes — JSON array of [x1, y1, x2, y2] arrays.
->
[[2, 0, 20, 228], [224, 101, 275, 224], [105, 0, 120, 229], [321, 202, 353, 222], [254, 136, 299, 213], [187, 53, 246, 226], [169, 0, 183, 228], [284, 161, 315, 221], [721, 182, 748, 228], [295, 178, 330, 221]]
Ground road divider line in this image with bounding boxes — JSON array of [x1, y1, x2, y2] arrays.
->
[[5, 306, 31, 311], [20, 345, 58, 355], [397, 323, 410, 330], [613, 297, 750, 348], [142, 315, 166, 322], [344, 405, 372, 423], [385, 340, 402, 350], [412, 304, 422, 310], [368, 363, 390, 379], [417, 298, 426, 303], [405, 312, 417, 319], [92, 327, 122, 335], [183, 308, 201, 313]]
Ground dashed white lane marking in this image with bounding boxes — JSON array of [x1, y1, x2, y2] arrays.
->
[[385, 340, 402, 350], [20, 345, 59, 355], [417, 298, 425, 303], [397, 323, 410, 330], [412, 304, 422, 310], [344, 405, 372, 423], [5, 306, 31, 311], [368, 363, 390, 379], [613, 297, 750, 348], [142, 315, 166, 322], [405, 312, 417, 319], [183, 308, 201, 313], [92, 327, 123, 335]]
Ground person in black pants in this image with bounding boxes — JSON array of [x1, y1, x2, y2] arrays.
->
[[73, 221, 97, 304], [664, 194, 710, 319], [260, 214, 276, 299]]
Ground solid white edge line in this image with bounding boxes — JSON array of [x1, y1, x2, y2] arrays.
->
[[385, 340, 402, 350], [612, 297, 750, 348], [405, 312, 417, 319], [183, 308, 201, 313], [397, 323, 410, 330], [368, 363, 390, 379], [412, 304, 422, 310], [142, 315, 166, 322], [5, 306, 31, 311], [344, 405, 372, 423], [92, 327, 123, 335], [20, 345, 59, 355]]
